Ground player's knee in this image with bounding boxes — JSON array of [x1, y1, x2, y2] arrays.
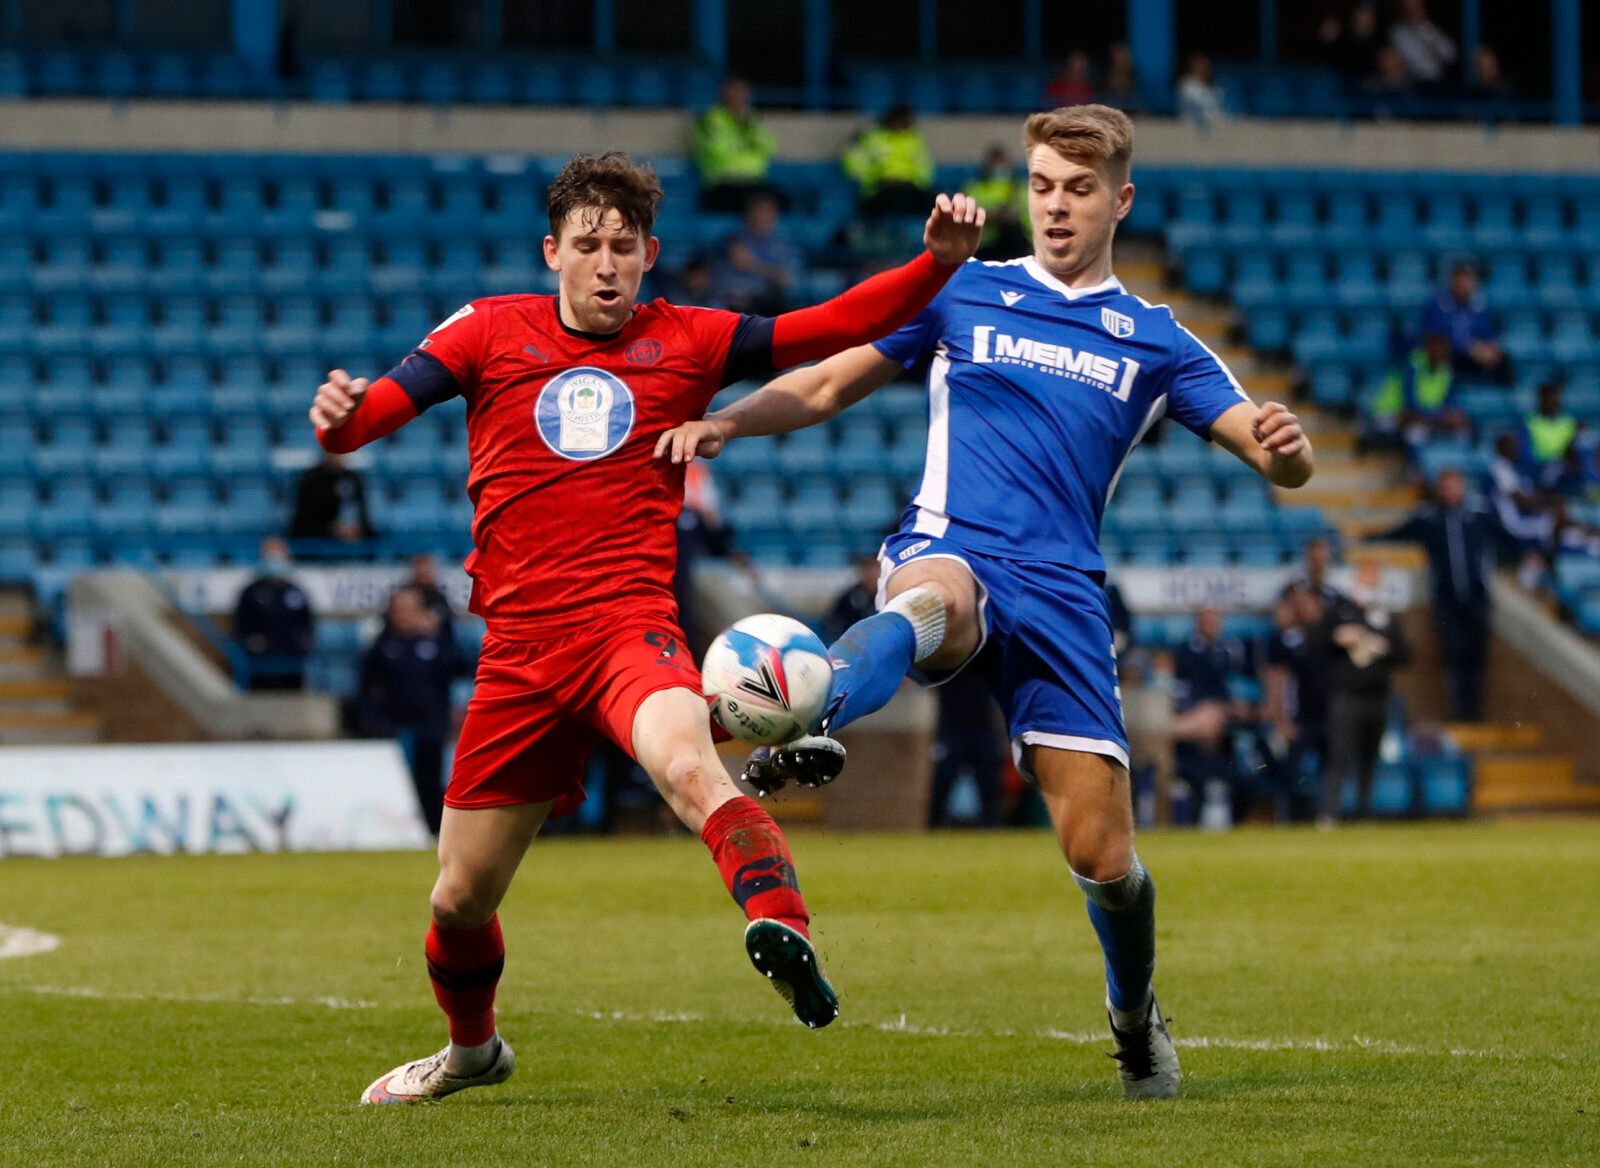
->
[[1062, 825, 1136, 885], [430, 878, 499, 929], [660, 750, 714, 800]]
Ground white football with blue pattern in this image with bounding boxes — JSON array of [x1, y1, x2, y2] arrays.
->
[[702, 614, 832, 746]]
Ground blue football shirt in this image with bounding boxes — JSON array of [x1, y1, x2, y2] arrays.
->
[[873, 257, 1252, 571]]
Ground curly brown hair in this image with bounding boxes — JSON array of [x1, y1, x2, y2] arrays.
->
[[546, 150, 664, 239]]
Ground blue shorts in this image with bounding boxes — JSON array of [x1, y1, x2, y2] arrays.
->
[[877, 531, 1129, 772]]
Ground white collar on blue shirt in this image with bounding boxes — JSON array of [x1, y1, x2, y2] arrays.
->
[[1021, 257, 1125, 301]]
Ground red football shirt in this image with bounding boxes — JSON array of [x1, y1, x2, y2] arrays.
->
[[393, 294, 753, 641]]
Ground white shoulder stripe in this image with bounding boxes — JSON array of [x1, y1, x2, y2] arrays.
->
[[1133, 294, 1250, 401]]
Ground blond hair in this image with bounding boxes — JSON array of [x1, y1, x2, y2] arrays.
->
[[1023, 104, 1134, 183]]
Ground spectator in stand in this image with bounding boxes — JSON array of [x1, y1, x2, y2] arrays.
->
[[1171, 607, 1253, 806], [1520, 382, 1580, 488], [1371, 331, 1471, 462], [1103, 41, 1137, 107], [967, 145, 1029, 259], [709, 194, 800, 317], [1176, 53, 1227, 128], [1318, 557, 1409, 827], [667, 256, 715, 305], [355, 585, 461, 837], [1264, 583, 1331, 810], [1389, 0, 1456, 90], [929, 667, 1006, 828], [1375, 467, 1498, 720], [825, 555, 881, 644], [1319, 2, 1382, 81], [1421, 262, 1511, 384], [233, 536, 316, 692], [289, 451, 376, 554], [842, 104, 935, 220], [1044, 50, 1095, 108], [1489, 432, 1557, 556], [1364, 45, 1416, 97], [1466, 45, 1514, 100], [1292, 535, 1346, 609], [405, 552, 454, 640], [691, 76, 779, 213]]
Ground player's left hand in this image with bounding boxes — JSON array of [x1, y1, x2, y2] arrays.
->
[[924, 193, 986, 265], [654, 418, 730, 464], [1252, 401, 1307, 459]]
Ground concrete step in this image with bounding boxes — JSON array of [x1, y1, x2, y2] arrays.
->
[[0, 645, 48, 680], [1276, 484, 1419, 512], [0, 709, 102, 745], [1353, 543, 1428, 569], [1472, 755, 1583, 813], [0, 614, 32, 639], [1446, 722, 1544, 752], [1337, 510, 1422, 537], [0, 679, 71, 702]]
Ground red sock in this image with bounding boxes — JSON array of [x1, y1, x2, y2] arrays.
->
[[424, 915, 504, 1047], [700, 796, 810, 938]]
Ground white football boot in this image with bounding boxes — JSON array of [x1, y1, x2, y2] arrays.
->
[[360, 1037, 516, 1105], [1107, 994, 1180, 1100]]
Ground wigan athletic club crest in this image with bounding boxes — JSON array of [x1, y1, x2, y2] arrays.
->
[[1101, 307, 1135, 338], [534, 367, 636, 461]]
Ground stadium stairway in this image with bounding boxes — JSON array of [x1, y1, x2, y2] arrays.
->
[[1144, 235, 1600, 817], [0, 587, 101, 744], [1447, 722, 1600, 814]]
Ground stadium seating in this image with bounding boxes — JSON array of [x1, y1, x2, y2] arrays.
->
[[0, 150, 1348, 582]]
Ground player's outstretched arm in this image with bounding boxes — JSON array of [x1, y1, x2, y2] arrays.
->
[[311, 369, 419, 453], [763, 193, 984, 370], [1210, 400, 1314, 488], [656, 344, 901, 464]]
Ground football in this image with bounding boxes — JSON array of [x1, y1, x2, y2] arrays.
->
[[701, 614, 833, 746]]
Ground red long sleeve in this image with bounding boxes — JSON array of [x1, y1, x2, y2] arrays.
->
[[769, 250, 958, 368], [314, 376, 420, 453]]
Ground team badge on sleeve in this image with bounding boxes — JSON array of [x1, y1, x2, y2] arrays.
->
[[1101, 307, 1135, 338], [534, 367, 636, 461]]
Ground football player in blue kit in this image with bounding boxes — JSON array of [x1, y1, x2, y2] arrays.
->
[[656, 104, 1314, 1099]]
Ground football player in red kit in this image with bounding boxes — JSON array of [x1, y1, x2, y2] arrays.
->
[[310, 152, 984, 1104]]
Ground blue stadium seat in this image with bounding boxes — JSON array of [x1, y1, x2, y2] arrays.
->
[[0, 52, 26, 100]]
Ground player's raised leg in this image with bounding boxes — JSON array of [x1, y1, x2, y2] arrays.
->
[[1030, 745, 1178, 1100], [744, 555, 980, 794], [630, 686, 838, 1028], [361, 801, 547, 1104]]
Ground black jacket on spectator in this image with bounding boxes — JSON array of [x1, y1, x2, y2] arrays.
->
[[824, 582, 879, 645], [1320, 596, 1410, 697], [290, 461, 375, 541], [356, 626, 459, 738], [233, 575, 315, 689], [1174, 635, 1250, 710], [1379, 501, 1498, 606], [1266, 624, 1328, 730]]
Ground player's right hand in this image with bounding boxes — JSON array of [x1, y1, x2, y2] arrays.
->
[[923, 192, 986, 265], [654, 419, 730, 464], [310, 369, 369, 430]]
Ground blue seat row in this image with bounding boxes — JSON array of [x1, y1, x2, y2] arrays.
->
[[0, 50, 718, 110]]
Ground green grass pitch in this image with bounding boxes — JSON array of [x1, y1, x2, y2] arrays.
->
[[2, 821, 1596, 1166]]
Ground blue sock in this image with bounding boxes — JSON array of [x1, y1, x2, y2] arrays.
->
[[1077, 862, 1156, 1015], [821, 611, 918, 734]]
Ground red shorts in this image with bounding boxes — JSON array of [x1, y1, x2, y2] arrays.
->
[[446, 618, 702, 817]]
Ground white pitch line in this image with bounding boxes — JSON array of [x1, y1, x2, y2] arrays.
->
[[0, 924, 62, 960], [7, 985, 376, 1010], [0, 984, 1544, 1062]]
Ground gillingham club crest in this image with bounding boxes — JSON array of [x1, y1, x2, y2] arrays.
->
[[1100, 307, 1135, 338], [534, 367, 636, 460]]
